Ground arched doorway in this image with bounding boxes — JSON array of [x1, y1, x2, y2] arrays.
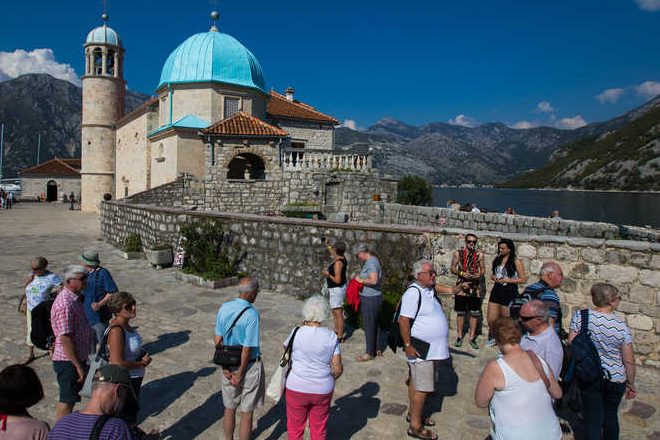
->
[[227, 153, 266, 180], [46, 180, 58, 202]]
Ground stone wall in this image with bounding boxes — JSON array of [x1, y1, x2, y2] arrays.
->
[[100, 200, 660, 366], [20, 176, 80, 201], [123, 175, 204, 208], [371, 203, 659, 242], [278, 120, 334, 150]]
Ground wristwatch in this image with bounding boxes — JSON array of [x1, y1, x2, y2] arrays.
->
[[404, 342, 411, 348]]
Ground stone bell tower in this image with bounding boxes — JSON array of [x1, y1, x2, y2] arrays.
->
[[80, 13, 125, 212]]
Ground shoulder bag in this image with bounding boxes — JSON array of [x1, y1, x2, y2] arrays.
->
[[266, 325, 301, 401], [213, 306, 251, 367], [81, 325, 119, 398]]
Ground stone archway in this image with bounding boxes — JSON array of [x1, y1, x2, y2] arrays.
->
[[46, 180, 58, 202], [227, 153, 266, 180]]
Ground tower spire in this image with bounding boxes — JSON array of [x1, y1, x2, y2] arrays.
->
[[102, 0, 109, 23], [210, 10, 220, 32]]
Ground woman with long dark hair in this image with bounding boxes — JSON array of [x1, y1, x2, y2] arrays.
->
[[486, 239, 526, 345]]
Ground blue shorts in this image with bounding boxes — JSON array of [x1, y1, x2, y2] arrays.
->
[[53, 361, 85, 404]]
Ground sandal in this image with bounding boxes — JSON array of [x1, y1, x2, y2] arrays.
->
[[407, 426, 438, 439], [355, 353, 374, 362], [406, 415, 436, 427]]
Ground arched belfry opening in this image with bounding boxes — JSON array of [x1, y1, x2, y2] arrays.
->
[[227, 153, 265, 180]]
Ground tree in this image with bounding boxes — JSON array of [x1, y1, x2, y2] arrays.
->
[[396, 175, 433, 206]]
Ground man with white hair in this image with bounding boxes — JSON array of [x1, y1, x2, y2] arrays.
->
[[48, 365, 133, 439], [510, 261, 564, 335], [399, 259, 464, 440], [51, 265, 93, 420], [214, 277, 264, 440], [519, 300, 563, 379]]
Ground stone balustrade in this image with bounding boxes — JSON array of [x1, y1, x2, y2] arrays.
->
[[281, 149, 372, 172]]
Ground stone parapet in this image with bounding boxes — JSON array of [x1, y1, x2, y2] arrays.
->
[[371, 203, 659, 242], [101, 201, 660, 366]]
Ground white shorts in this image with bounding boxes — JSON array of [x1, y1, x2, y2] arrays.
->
[[328, 286, 346, 309]]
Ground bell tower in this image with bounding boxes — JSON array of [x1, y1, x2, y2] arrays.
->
[[80, 13, 125, 212]]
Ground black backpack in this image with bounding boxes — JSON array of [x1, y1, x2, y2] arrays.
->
[[567, 309, 608, 385], [30, 299, 55, 350], [387, 285, 422, 353]]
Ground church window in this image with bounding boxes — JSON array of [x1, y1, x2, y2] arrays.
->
[[93, 48, 103, 75], [224, 97, 240, 118], [227, 153, 265, 180], [106, 50, 115, 76]]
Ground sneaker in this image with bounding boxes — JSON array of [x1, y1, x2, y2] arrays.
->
[[486, 338, 496, 347], [454, 337, 463, 347], [469, 339, 479, 350]]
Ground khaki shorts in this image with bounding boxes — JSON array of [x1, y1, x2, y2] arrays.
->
[[408, 358, 457, 394], [221, 359, 265, 412]]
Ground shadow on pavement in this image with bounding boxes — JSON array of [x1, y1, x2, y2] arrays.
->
[[327, 382, 381, 440], [142, 330, 192, 356], [139, 366, 216, 423], [160, 390, 224, 439], [253, 398, 287, 440]]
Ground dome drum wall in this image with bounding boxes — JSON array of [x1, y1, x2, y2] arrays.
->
[[158, 82, 267, 128]]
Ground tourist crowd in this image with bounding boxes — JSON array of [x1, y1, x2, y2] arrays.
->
[[2, 235, 638, 440]]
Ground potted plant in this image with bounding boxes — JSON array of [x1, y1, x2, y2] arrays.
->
[[117, 234, 143, 260], [145, 241, 173, 269]]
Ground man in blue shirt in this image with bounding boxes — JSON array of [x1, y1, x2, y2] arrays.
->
[[80, 250, 118, 350], [514, 261, 564, 336], [214, 277, 264, 440]]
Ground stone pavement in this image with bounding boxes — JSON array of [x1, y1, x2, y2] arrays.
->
[[0, 204, 658, 439]]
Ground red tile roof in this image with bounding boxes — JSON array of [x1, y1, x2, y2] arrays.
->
[[267, 91, 339, 124], [20, 157, 81, 177], [202, 111, 288, 137]]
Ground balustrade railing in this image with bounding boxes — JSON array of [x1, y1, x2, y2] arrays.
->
[[281, 148, 372, 172]]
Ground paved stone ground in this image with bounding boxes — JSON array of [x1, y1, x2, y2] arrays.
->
[[0, 204, 658, 439]]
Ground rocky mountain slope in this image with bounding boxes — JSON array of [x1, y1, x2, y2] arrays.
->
[[336, 96, 660, 185], [0, 74, 149, 178], [503, 100, 660, 191]]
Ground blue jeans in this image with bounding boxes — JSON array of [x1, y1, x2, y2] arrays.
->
[[580, 379, 626, 440]]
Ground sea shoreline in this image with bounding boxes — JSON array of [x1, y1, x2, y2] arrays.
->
[[438, 185, 660, 194]]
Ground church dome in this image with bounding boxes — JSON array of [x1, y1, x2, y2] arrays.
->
[[158, 31, 266, 93], [86, 15, 122, 47]]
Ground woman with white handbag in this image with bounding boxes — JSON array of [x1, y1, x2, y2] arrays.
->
[[283, 296, 343, 440]]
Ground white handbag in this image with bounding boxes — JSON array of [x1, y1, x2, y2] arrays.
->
[[80, 326, 114, 398], [266, 326, 301, 401]]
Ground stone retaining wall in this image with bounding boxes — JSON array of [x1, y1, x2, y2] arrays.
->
[[370, 203, 659, 242], [101, 201, 660, 366]]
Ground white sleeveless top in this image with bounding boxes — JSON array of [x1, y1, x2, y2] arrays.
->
[[123, 328, 145, 378], [489, 357, 561, 440]]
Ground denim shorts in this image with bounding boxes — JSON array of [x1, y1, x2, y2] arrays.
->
[[53, 361, 85, 404]]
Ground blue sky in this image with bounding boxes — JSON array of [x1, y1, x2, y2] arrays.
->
[[1, 0, 659, 130]]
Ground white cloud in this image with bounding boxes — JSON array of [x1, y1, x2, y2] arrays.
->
[[341, 119, 358, 130], [636, 81, 660, 99], [511, 120, 536, 129], [635, 0, 660, 11], [596, 88, 625, 103], [536, 101, 555, 113], [557, 115, 587, 129], [0, 49, 80, 86], [448, 114, 477, 127]]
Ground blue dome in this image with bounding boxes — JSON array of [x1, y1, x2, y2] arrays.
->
[[158, 31, 266, 92], [86, 25, 122, 47]]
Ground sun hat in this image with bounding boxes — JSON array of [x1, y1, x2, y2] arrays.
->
[[81, 250, 100, 267]]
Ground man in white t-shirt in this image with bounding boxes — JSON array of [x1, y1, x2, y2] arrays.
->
[[399, 259, 462, 440]]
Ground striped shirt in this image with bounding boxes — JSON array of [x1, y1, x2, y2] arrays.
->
[[50, 287, 92, 362], [569, 309, 632, 383], [522, 281, 562, 334], [47, 412, 132, 440]]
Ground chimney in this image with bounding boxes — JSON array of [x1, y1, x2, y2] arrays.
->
[[285, 87, 295, 102]]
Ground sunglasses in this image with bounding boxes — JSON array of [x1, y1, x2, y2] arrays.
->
[[519, 315, 540, 322], [466, 240, 477, 244]]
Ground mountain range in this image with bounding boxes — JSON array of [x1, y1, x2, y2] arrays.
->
[[0, 74, 658, 190], [0, 74, 149, 178], [335, 95, 660, 186]]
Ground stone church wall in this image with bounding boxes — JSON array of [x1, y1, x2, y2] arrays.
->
[[101, 200, 660, 367], [278, 120, 334, 150]]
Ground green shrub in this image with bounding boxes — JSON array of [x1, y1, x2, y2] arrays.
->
[[396, 175, 433, 206], [123, 234, 142, 252], [180, 219, 244, 280]]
